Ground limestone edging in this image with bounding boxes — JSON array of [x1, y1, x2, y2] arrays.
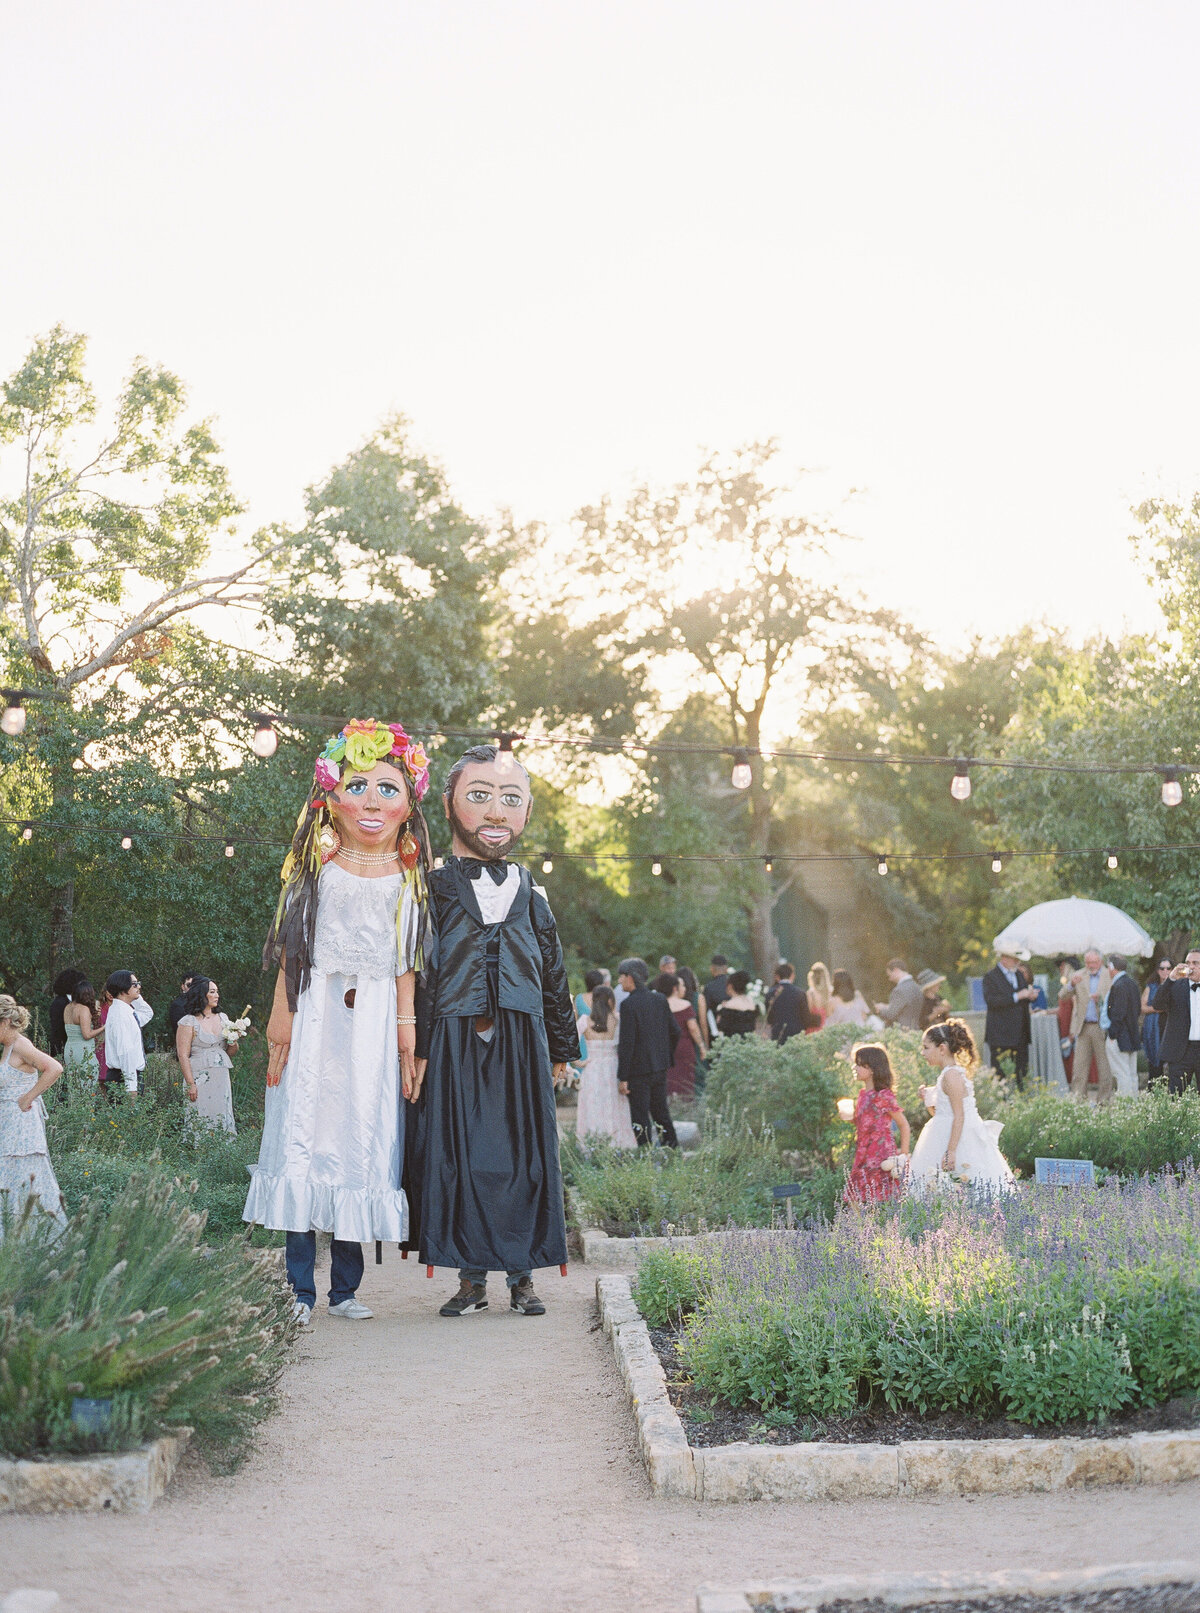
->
[[0, 1429, 191, 1513]]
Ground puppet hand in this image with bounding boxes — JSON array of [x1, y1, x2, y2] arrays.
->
[[552, 1062, 567, 1088], [265, 1005, 292, 1087], [398, 1026, 417, 1100], [409, 1057, 427, 1104], [618, 1080, 629, 1096]]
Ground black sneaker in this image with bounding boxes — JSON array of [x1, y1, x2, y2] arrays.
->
[[509, 1278, 546, 1316], [439, 1280, 488, 1317]]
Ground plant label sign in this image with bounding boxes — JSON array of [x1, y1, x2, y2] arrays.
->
[[1034, 1157, 1095, 1187]]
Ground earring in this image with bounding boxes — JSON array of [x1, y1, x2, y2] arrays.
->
[[399, 829, 419, 870], [319, 821, 340, 863]]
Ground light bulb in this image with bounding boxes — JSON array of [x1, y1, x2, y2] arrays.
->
[[224, 843, 236, 858], [764, 856, 774, 874], [730, 748, 752, 790], [950, 767, 971, 802], [1162, 771, 1183, 807], [542, 857, 553, 874], [1107, 853, 1119, 870], [495, 735, 515, 774], [651, 860, 663, 877], [991, 856, 1003, 873], [877, 858, 888, 876], [21, 826, 32, 841], [120, 835, 132, 850], [1, 697, 26, 737], [251, 718, 278, 759]]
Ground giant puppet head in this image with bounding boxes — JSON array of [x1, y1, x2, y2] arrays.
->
[[311, 719, 431, 862], [443, 743, 533, 862]]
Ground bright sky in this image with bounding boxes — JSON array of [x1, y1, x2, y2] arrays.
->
[[3, 0, 1197, 647]]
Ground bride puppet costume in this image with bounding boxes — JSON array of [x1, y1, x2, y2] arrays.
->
[[907, 1018, 1015, 1199], [243, 720, 431, 1319]]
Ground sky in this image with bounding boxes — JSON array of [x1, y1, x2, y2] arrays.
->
[[2, 0, 1198, 649]]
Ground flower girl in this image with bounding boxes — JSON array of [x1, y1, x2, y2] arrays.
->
[[908, 1018, 1015, 1198]]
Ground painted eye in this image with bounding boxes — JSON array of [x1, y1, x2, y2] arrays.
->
[[377, 782, 401, 798], [344, 780, 368, 796], [500, 793, 524, 808], [465, 789, 491, 803]]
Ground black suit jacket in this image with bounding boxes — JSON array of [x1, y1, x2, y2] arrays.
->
[[767, 981, 814, 1043], [983, 965, 1031, 1050], [1153, 976, 1200, 1066], [1105, 973, 1142, 1054], [617, 986, 680, 1082]]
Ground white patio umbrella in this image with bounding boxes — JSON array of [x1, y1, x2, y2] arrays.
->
[[991, 896, 1154, 959]]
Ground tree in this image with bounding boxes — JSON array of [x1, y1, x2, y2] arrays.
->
[[0, 325, 280, 973]]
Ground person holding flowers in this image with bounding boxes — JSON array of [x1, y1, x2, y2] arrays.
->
[[908, 1018, 1015, 1198], [243, 718, 432, 1327], [840, 1043, 910, 1203]]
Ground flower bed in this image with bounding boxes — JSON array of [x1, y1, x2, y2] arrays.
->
[[998, 1087, 1200, 1179], [0, 1170, 294, 1470], [635, 1173, 1200, 1431]]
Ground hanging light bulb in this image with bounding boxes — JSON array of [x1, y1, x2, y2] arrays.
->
[[251, 715, 278, 759], [730, 748, 752, 790], [224, 843, 236, 858], [1, 693, 26, 737], [877, 857, 888, 877], [950, 762, 971, 802], [120, 835, 132, 850], [495, 733, 516, 774], [542, 857, 553, 874], [764, 856, 774, 874], [1162, 768, 1183, 808], [21, 825, 32, 841], [1107, 852, 1119, 870], [991, 855, 1003, 874], [651, 859, 663, 877]]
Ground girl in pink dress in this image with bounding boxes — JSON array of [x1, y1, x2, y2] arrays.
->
[[843, 1043, 910, 1204]]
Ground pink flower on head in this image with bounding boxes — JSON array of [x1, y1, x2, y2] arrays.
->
[[314, 756, 340, 792], [404, 741, 430, 801], [387, 722, 410, 753]]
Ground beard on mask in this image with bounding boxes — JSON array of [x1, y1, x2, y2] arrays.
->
[[447, 798, 524, 862]]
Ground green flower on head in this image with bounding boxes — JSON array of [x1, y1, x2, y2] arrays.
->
[[341, 720, 395, 771]]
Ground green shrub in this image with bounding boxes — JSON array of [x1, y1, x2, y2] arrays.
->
[[0, 1171, 294, 1467], [634, 1245, 714, 1326], [998, 1087, 1200, 1178]]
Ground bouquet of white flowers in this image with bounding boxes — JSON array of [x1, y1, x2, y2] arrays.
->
[[220, 1005, 252, 1047]]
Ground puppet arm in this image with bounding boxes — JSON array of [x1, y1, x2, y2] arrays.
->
[[265, 955, 293, 1087], [397, 970, 417, 1099], [531, 889, 581, 1066]]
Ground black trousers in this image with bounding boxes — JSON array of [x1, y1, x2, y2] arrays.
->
[[626, 1070, 678, 1148], [1167, 1042, 1200, 1096], [991, 1045, 1028, 1091]]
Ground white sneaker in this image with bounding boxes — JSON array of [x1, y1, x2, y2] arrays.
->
[[328, 1298, 373, 1320], [293, 1301, 312, 1327]]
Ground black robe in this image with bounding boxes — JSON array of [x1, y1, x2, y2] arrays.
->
[[407, 861, 579, 1274]]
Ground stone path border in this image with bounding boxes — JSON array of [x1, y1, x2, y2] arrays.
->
[[596, 1274, 1200, 1502], [695, 1561, 1200, 1612], [0, 1430, 190, 1513]]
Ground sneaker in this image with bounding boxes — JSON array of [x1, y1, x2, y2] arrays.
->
[[328, 1297, 373, 1320], [509, 1278, 546, 1316], [293, 1300, 312, 1327], [439, 1280, 488, 1317]]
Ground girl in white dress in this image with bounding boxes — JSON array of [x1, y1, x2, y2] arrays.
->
[[575, 986, 637, 1148], [243, 718, 432, 1326], [908, 1018, 1015, 1198], [0, 994, 66, 1233]]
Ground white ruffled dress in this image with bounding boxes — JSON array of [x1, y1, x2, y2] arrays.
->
[[907, 1065, 1015, 1199], [243, 862, 420, 1243]]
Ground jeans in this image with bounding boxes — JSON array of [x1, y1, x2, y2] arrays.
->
[[459, 1268, 531, 1289], [285, 1231, 364, 1308], [626, 1070, 678, 1148]]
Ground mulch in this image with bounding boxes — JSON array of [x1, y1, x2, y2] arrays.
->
[[649, 1325, 1200, 1449]]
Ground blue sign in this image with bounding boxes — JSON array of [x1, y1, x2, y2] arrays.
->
[[1034, 1157, 1095, 1186]]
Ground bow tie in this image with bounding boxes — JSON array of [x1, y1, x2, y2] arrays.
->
[[1190, 982, 1200, 993], [461, 858, 508, 885]]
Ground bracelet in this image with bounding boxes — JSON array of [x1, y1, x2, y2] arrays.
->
[[396, 1015, 417, 1025]]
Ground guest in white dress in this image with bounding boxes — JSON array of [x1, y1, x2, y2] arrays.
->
[[0, 994, 66, 1233], [176, 976, 236, 1135], [576, 986, 637, 1149], [908, 1018, 1015, 1198], [243, 717, 432, 1328], [826, 970, 871, 1027]]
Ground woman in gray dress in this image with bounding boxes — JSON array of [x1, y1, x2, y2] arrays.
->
[[175, 975, 236, 1135], [0, 993, 66, 1231]]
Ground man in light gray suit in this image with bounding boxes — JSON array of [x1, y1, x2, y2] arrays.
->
[[875, 958, 923, 1030]]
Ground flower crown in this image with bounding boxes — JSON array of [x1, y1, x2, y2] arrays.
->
[[312, 719, 430, 801]]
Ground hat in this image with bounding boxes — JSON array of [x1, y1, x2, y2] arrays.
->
[[915, 969, 946, 990], [995, 945, 1031, 962]]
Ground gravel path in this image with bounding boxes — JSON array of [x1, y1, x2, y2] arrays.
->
[[4, 1257, 1200, 1613]]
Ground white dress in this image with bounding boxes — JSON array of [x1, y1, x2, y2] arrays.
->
[[243, 862, 419, 1243], [575, 1015, 637, 1149], [0, 1042, 66, 1232], [907, 1065, 1015, 1199], [178, 1014, 236, 1135]]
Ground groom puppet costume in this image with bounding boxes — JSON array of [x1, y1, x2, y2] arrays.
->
[[408, 744, 578, 1316]]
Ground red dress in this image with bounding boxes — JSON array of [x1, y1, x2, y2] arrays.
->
[[845, 1087, 903, 1203], [667, 1001, 698, 1098]]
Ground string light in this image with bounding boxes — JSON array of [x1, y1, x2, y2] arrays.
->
[[1162, 767, 1183, 807], [950, 762, 972, 802], [877, 857, 888, 876], [991, 855, 1003, 873], [764, 856, 774, 873], [250, 715, 278, 759], [1107, 852, 1119, 870], [21, 825, 32, 841], [494, 733, 519, 775], [1, 694, 26, 737], [651, 859, 663, 876], [542, 857, 553, 873], [224, 843, 236, 857], [730, 748, 753, 790], [120, 835, 132, 850]]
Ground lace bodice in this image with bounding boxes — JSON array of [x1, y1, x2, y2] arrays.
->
[[933, 1066, 977, 1114], [311, 861, 418, 980]]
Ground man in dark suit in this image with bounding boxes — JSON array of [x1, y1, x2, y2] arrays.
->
[[983, 949, 1039, 1089], [766, 962, 815, 1044], [616, 957, 680, 1147], [1102, 953, 1142, 1099], [1151, 948, 1200, 1095]]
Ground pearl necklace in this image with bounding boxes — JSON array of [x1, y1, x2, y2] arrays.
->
[[336, 847, 400, 866]]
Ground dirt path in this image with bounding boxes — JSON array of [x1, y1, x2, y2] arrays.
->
[[5, 1256, 1200, 1613]]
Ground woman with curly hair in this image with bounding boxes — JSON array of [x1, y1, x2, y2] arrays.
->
[[0, 994, 66, 1232], [909, 1018, 1014, 1198], [243, 719, 432, 1327]]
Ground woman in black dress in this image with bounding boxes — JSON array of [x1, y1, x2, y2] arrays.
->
[[715, 970, 760, 1038]]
